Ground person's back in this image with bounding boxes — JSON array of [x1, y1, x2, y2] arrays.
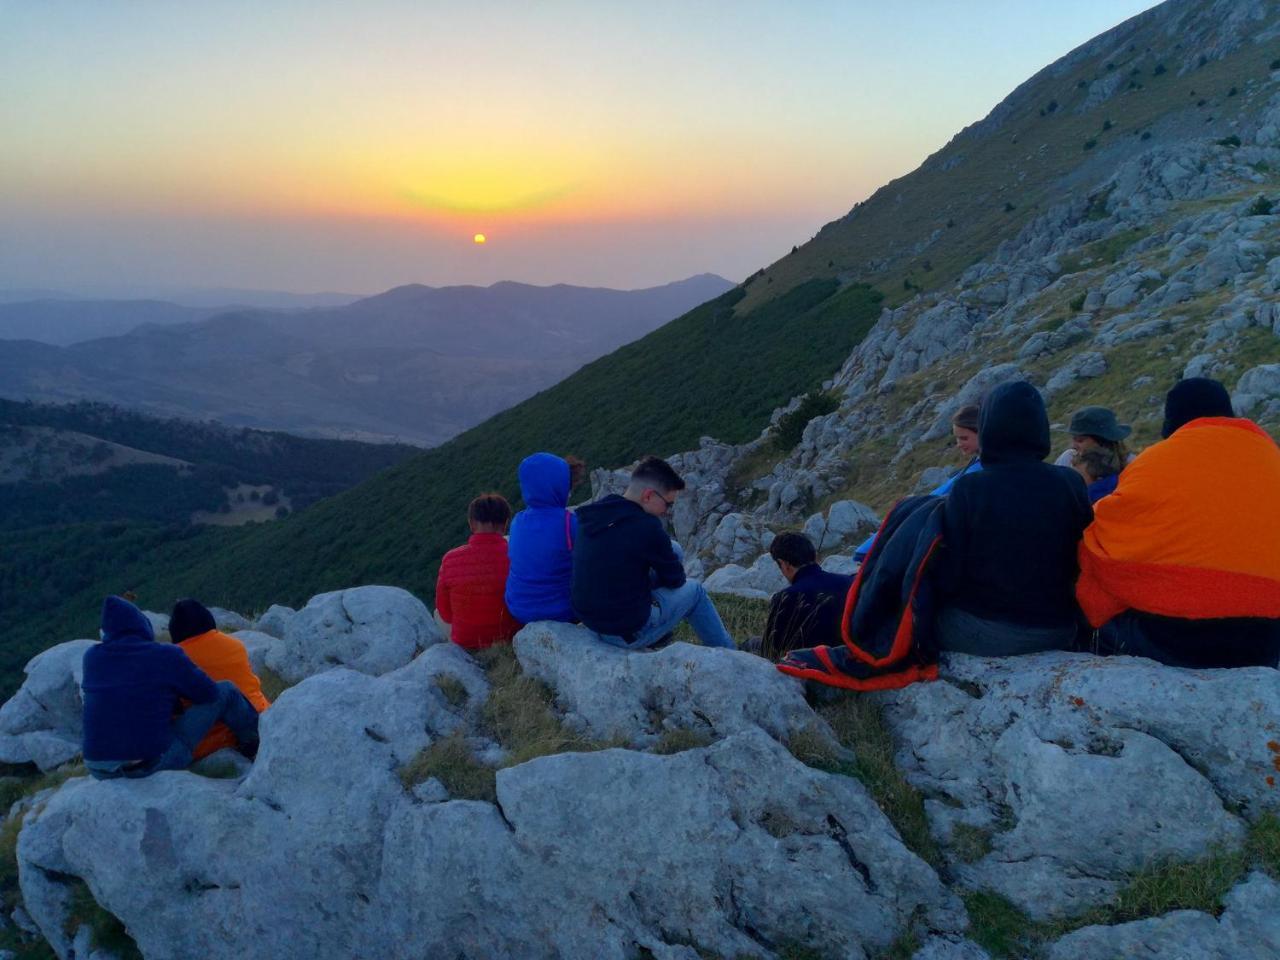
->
[[1079, 378, 1280, 667], [438, 493, 521, 650], [936, 381, 1093, 654], [572, 456, 734, 649], [83, 597, 218, 763], [505, 453, 580, 623], [761, 533, 852, 660], [170, 599, 271, 758], [572, 494, 683, 638]]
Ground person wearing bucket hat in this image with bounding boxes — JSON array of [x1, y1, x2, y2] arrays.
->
[[1076, 378, 1280, 668], [1053, 406, 1134, 468]]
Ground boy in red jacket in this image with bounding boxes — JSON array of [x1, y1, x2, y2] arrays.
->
[[436, 494, 522, 650]]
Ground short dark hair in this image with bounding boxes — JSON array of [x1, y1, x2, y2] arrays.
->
[[769, 531, 816, 568], [630, 456, 685, 494], [951, 404, 980, 433], [468, 493, 511, 527], [564, 455, 587, 488]]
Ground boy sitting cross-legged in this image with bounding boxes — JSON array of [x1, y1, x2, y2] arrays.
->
[[571, 455, 734, 650]]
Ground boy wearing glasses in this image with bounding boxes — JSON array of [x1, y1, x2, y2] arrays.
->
[[571, 456, 735, 650]]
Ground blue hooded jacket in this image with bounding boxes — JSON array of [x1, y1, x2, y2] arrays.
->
[[82, 596, 218, 762], [504, 453, 580, 623]]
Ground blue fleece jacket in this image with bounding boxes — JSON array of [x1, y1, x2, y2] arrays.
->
[[505, 453, 580, 623], [81, 596, 218, 762], [853, 458, 982, 560]]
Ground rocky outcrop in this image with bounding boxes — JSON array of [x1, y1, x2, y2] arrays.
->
[[0, 640, 93, 772], [1045, 872, 1280, 960], [879, 652, 1280, 919], [513, 622, 829, 749], [18, 631, 960, 960], [263, 585, 442, 684]]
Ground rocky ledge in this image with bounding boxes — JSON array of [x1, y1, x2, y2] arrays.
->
[[2, 586, 1279, 959]]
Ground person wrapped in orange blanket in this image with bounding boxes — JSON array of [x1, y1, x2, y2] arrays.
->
[[1076, 378, 1280, 668]]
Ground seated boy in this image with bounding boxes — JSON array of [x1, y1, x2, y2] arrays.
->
[[572, 456, 734, 650], [436, 493, 522, 650], [760, 532, 853, 661], [82, 596, 260, 780], [168, 598, 271, 759]]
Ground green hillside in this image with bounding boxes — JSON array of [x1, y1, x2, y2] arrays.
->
[[740, 8, 1280, 313], [1, 281, 882, 692]]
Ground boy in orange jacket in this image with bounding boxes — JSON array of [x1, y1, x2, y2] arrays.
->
[[169, 599, 271, 759]]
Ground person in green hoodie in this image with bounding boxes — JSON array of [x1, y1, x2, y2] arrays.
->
[[571, 456, 735, 650]]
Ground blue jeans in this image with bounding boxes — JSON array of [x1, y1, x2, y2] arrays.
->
[[936, 606, 1076, 657], [596, 580, 736, 650], [87, 681, 261, 780]]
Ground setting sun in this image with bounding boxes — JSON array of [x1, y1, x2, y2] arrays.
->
[[473, 233, 486, 244]]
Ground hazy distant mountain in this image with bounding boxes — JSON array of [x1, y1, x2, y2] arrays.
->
[[0, 274, 733, 444], [0, 299, 224, 346]]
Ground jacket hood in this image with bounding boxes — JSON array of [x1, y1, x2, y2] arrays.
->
[[169, 598, 216, 644], [576, 494, 645, 536], [1162, 377, 1234, 438], [979, 381, 1050, 465], [100, 596, 155, 645], [518, 453, 570, 509]]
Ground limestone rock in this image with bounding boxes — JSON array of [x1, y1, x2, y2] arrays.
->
[[0, 640, 93, 772], [17, 648, 959, 960], [1044, 352, 1106, 396], [207, 608, 252, 633], [513, 621, 823, 749], [703, 554, 787, 599], [253, 604, 296, 639], [1045, 871, 1280, 960], [265, 586, 442, 684], [879, 653, 1275, 919], [802, 500, 880, 552], [1233, 364, 1280, 418]]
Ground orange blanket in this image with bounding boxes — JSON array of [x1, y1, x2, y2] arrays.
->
[[1077, 417, 1280, 626]]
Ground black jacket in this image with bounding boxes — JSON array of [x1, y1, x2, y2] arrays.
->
[[571, 494, 685, 636], [936, 381, 1093, 629], [761, 564, 853, 661]]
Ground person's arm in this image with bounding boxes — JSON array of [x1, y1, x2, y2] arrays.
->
[[171, 649, 218, 704], [436, 561, 454, 624], [646, 521, 687, 589]]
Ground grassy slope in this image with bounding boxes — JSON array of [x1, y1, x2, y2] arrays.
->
[[3, 283, 883, 688], [739, 13, 1278, 313]]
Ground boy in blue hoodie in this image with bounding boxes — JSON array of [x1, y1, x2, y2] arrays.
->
[[572, 456, 734, 650], [82, 596, 261, 779], [505, 453, 583, 624]]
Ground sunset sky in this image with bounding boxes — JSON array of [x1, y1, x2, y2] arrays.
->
[[2, 1, 1162, 295]]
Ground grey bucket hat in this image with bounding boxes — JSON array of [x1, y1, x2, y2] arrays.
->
[[1066, 406, 1131, 442]]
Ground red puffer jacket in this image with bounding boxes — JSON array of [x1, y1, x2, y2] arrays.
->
[[436, 533, 522, 649]]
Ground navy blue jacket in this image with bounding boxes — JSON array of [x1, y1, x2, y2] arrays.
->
[[505, 453, 579, 623], [937, 382, 1093, 629], [760, 564, 853, 661], [82, 597, 218, 762], [571, 495, 685, 636]]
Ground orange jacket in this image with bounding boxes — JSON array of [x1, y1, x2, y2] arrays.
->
[[1077, 417, 1280, 627], [177, 629, 271, 759]]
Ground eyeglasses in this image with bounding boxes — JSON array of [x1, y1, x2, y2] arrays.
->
[[649, 489, 676, 512]]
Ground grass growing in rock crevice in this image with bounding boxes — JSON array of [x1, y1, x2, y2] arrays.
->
[[790, 694, 940, 869], [64, 878, 142, 960], [476, 645, 625, 766], [399, 731, 496, 802], [964, 813, 1280, 958]]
